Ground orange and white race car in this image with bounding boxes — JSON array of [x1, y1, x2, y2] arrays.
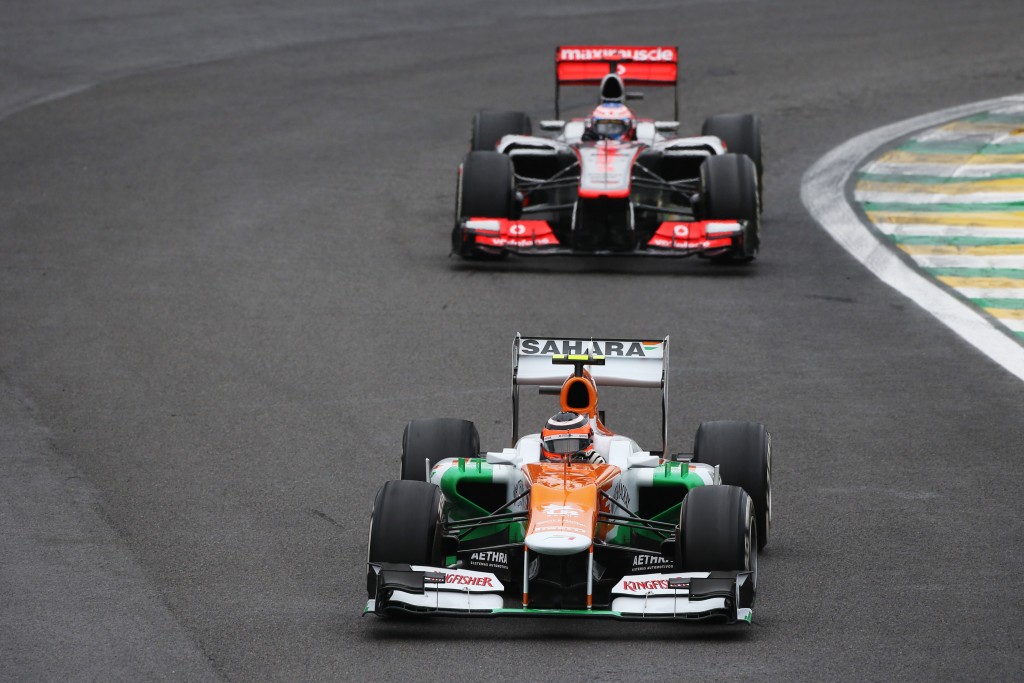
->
[[452, 46, 764, 262], [365, 335, 771, 623]]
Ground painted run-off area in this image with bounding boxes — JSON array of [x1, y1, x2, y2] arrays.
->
[[855, 107, 1024, 340]]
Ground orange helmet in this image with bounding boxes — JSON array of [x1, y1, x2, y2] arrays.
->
[[541, 412, 594, 461]]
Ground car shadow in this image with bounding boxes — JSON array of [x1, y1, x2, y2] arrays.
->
[[449, 254, 760, 279], [362, 615, 758, 642]]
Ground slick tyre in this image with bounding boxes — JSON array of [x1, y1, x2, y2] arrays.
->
[[471, 110, 532, 151], [401, 417, 480, 482], [702, 113, 763, 206], [676, 485, 757, 599], [458, 151, 516, 220], [366, 480, 444, 598], [699, 153, 760, 261], [693, 420, 771, 551], [453, 151, 516, 259]]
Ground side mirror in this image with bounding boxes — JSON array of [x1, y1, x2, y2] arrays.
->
[[486, 448, 520, 466], [654, 121, 680, 132], [627, 452, 660, 468], [539, 120, 566, 132]]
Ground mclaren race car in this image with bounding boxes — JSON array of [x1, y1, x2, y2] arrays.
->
[[365, 335, 772, 623], [452, 46, 764, 262]]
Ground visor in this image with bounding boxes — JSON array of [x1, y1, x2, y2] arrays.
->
[[592, 119, 629, 138], [543, 436, 592, 454]]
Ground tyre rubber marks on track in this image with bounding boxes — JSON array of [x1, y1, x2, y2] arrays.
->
[[854, 104, 1024, 338]]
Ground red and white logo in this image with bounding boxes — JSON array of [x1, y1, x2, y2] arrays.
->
[[445, 573, 494, 588], [615, 574, 696, 594], [558, 47, 676, 63]]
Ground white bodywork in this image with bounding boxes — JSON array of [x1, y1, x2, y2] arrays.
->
[[498, 126, 726, 160], [366, 568, 750, 620]]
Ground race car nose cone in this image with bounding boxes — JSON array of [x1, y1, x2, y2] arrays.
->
[[525, 531, 592, 555]]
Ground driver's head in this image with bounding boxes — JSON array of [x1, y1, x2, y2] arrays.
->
[[540, 412, 594, 461], [588, 103, 636, 141]]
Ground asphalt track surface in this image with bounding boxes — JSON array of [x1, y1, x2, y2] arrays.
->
[[2, 1, 1023, 680]]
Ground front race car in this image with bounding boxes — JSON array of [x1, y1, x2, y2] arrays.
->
[[363, 336, 770, 624]]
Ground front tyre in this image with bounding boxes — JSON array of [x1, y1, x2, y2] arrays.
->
[[676, 485, 757, 602], [366, 480, 444, 598], [699, 153, 760, 262], [693, 420, 771, 551], [702, 113, 763, 207], [453, 151, 516, 259]]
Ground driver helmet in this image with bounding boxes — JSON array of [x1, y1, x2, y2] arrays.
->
[[541, 412, 594, 461], [588, 103, 636, 141]]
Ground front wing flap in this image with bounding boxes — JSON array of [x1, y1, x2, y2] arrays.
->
[[457, 218, 748, 257], [365, 564, 753, 623]]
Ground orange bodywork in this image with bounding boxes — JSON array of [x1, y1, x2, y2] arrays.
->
[[559, 373, 613, 436], [524, 462, 621, 544], [559, 373, 598, 416]]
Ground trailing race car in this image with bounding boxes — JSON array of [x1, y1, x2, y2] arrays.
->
[[365, 335, 772, 623], [452, 46, 764, 262]]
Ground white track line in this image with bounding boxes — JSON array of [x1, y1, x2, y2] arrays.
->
[[800, 94, 1024, 382], [863, 162, 1024, 176], [854, 190, 1024, 203], [956, 288, 1024, 299], [906, 254, 1024, 269], [874, 223, 1024, 238]]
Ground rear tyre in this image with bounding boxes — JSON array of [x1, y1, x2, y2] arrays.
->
[[702, 113, 763, 207], [471, 110, 532, 151], [366, 480, 444, 598], [401, 417, 480, 482], [699, 153, 760, 262], [693, 420, 771, 551], [676, 485, 757, 600], [453, 151, 516, 259]]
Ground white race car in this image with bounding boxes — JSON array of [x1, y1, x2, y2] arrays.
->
[[452, 46, 764, 262]]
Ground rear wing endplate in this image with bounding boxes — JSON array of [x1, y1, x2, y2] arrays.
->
[[512, 334, 670, 453], [555, 45, 679, 119]]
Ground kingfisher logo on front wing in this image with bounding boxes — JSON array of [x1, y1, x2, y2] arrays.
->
[[519, 338, 663, 358], [429, 573, 495, 588], [620, 578, 684, 592]]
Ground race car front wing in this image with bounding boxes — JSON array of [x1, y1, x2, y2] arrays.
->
[[365, 563, 754, 623], [455, 218, 750, 258]]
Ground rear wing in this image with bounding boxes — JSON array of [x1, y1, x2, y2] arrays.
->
[[555, 45, 679, 119], [511, 334, 670, 454]]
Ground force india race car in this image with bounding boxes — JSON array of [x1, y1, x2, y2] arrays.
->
[[452, 46, 764, 262], [365, 336, 772, 623]]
